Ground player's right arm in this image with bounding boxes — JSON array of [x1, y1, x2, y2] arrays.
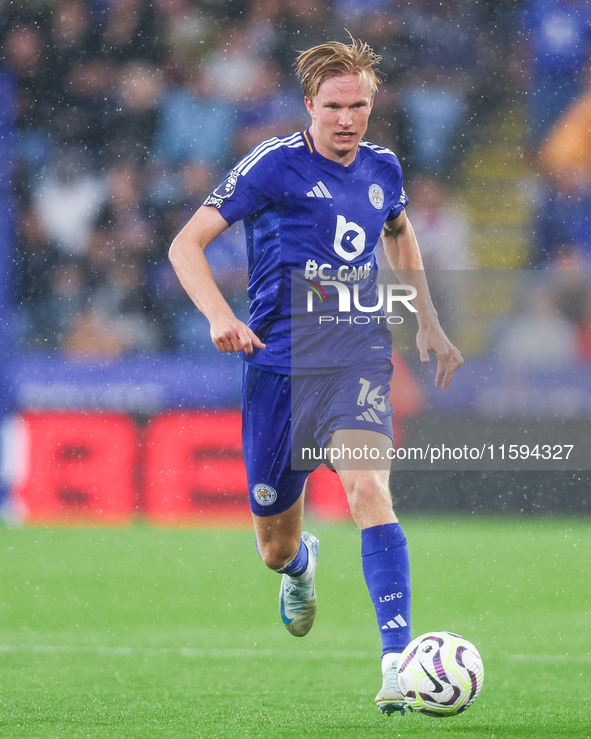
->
[[169, 205, 265, 354]]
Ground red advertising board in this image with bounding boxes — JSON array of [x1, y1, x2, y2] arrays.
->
[[10, 411, 353, 525], [144, 411, 251, 526], [14, 412, 138, 523]]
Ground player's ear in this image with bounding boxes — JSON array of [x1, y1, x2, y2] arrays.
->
[[304, 96, 315, 118]]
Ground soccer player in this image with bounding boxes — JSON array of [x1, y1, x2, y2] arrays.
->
[[169, 37, 463, 716]]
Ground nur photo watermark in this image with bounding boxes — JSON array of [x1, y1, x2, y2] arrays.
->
[[289, 269, 591, 472]]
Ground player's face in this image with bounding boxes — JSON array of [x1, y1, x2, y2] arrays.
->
[[305, 73, 374, 166]]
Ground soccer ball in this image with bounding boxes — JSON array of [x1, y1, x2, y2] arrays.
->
[[396, 631, 484, 717]]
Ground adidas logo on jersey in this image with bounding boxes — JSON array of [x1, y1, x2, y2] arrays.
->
[[355, 408, 383, 425], [381, 615, 408, 630], [306, 181, 333, 198]]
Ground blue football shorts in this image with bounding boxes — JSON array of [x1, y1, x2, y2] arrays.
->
[[241, 359, 394, 517]]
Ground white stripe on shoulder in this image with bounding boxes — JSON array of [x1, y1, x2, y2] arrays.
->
[[235, 134, 299, 172], [239, 136, 304, 175], [360, 140, 398, 158], [235, 133, 303, 175]]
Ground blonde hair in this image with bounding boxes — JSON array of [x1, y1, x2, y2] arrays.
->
[[294, 35, 382, 101]]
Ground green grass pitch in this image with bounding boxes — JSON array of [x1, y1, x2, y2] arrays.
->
[[1, 517, 589, 738]]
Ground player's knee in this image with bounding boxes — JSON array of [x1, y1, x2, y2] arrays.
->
[[256, 539, 299, 571], [345, 473, 395, 526], [347, 473, 390, 506]]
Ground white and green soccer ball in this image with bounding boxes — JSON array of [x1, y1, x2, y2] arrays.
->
[[396, 631, 484, 717]]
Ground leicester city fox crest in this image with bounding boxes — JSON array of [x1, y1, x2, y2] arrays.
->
[[368, 183, 384, 210], [252, 483, 278, 506]]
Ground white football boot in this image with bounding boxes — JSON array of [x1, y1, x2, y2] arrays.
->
[[375, 653, 408, 715], [279, 532, 319, 637]]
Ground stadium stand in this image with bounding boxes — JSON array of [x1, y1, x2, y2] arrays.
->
[[1, 0, 590, 519], [2, 0, 521, 356]]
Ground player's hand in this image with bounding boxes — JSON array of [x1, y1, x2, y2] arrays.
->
[[416, 322, 463, 390], [210, 316, 265, 355]]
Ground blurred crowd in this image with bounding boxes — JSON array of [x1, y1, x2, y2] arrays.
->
[[2, 0, 590, 360], [523, 0, 591, 272]]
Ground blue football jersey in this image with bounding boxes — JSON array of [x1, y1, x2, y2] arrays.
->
[[203, 129, 409, 373]]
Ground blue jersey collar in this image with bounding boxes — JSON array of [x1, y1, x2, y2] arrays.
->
[[303, 128, 362, 173]]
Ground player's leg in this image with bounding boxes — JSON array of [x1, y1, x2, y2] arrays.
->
[[252, 494, 319, 637], [252, 493, 305, 571], [242, 363, 319, 636], [329, 428, 397, 529], [326, 428, 411, 714]]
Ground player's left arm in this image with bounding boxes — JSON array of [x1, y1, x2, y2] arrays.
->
[[381, 209, 463, 390]]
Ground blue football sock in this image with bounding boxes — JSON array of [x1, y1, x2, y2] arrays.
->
[[361, 522, 411, 657], [277, 536, 309, 577], [255, 535, 310, 577]]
